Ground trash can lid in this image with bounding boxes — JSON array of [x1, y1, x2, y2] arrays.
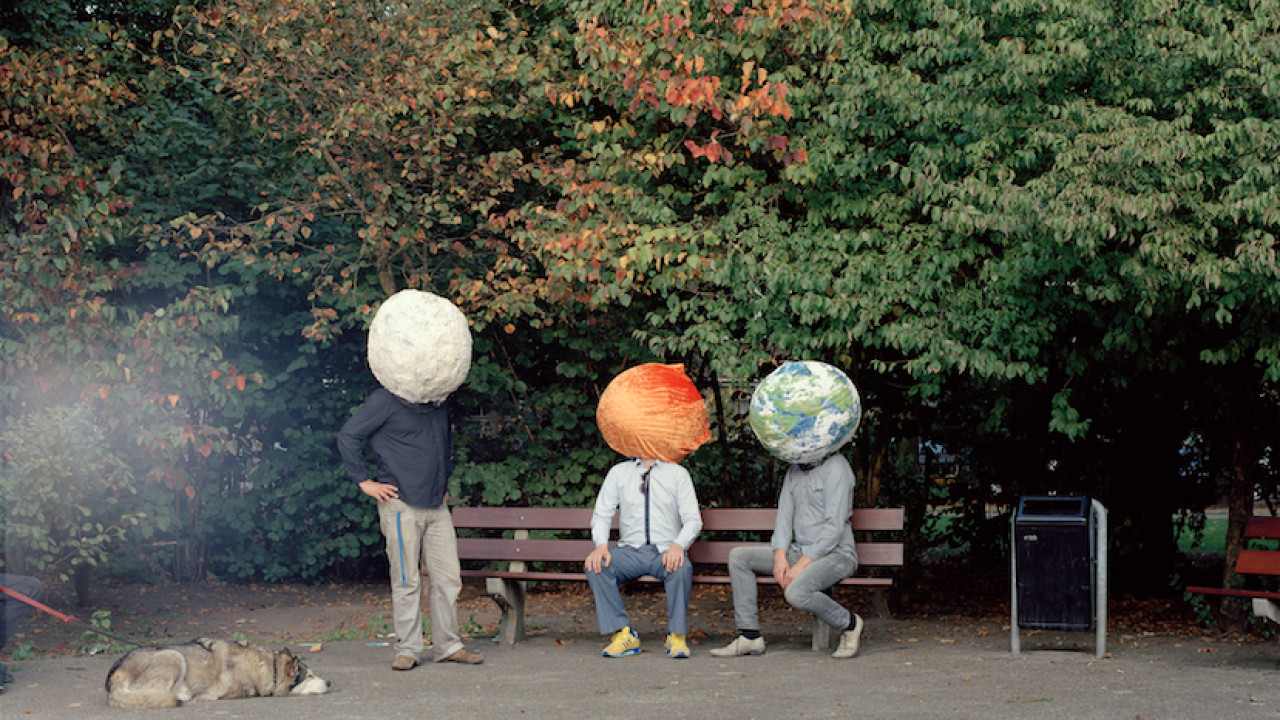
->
[[1015, 495, 1090, 521]]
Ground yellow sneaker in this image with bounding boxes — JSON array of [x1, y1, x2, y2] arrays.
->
[[602, 627, 640, 657], [665, 633, 690, 659]]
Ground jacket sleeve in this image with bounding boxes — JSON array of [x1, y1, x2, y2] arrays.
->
[[672, 466, 702, 552], [337, 393, 387, 484], [591, 467, 622, 547], [771, 469, 796, 552], [444, 402, 454, 480]]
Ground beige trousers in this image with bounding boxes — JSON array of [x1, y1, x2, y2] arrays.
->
[[377, 500, 464, 661]]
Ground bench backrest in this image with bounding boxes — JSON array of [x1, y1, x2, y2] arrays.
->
[[452, 507, 905, 568], [1237, 516, 1280, 576]]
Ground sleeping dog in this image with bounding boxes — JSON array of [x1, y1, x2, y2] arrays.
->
[[106, 637, 330, 708]]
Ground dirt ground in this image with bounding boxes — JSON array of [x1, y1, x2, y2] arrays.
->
[[3, 559, 1267, 662]]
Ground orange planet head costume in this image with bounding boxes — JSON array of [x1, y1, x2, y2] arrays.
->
[[596, 363, 711, 463]]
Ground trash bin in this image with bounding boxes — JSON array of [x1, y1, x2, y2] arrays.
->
[[1013, 495, 1095, 630]]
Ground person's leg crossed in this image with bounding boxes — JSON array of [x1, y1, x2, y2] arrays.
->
[[783, 552, 856, 630]]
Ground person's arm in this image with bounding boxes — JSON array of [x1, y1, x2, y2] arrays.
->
[[586, 468, 621, 572], [664, 468, 702, 572], [773, 548, 790, 586], [443, 402, 454, 479], [771, 471, 796, 585], [671, 467, 702, 552], [338, 392, 399, 502], [770, 471, 796, 552]]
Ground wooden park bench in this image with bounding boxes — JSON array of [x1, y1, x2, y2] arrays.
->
[[452, 506, 905, 649], [1185, 515, 1280, 625]]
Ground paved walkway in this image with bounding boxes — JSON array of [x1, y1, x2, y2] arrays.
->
[[5, 617, 1277, 719]]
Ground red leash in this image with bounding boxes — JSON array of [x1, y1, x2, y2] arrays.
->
[[0, 584, 76, 623], [1, 583, 141, 647]]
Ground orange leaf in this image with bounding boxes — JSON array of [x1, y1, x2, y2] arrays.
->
[[235, 374, 246, 391], [168, 394, 180, 407], [98, 386, 110, 401], [184, 485, 196, 500], [210, 369, 221, 381]]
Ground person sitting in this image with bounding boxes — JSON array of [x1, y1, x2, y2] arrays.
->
[[710, 454, 864, 659], [585, 457, 702, 659]]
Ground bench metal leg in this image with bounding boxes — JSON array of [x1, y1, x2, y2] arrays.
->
[[485, 577, 527, 645], [868, 588, 891, 619], [1253, 598, 1280, 626]]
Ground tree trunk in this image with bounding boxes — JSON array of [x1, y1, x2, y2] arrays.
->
[[73, 563, 93, 607], [1219, 438, 1255, 629], [377, 243, 397, 297]]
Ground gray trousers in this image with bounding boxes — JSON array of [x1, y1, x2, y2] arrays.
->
[[377, 500, 464, 661], [726, 546, 857, 632], [586, 545, 692, 635], [1, 574, 45, 651]]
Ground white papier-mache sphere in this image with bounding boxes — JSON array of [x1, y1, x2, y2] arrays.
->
[[367, 289, 472, 405]]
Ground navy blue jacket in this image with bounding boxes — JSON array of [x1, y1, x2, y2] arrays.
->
[[337, 388, 453, 509]]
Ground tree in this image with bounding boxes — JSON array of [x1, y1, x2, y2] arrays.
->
[[0, 406, 139, 605]]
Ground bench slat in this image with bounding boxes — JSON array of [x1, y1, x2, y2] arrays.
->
[[688, 541, 904, 567], [458, 538, 595, 563], [1183, 585, 1280, 601], [461, 569, 896, 587], [452, 507, 594, 530], [452, 506, 906, 533], [1245, 516, 1280, 541], [1235, 549, 1280, 576], [458, 538, 904, 567]]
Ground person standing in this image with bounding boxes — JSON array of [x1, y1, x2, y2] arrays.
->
[[710, 453, 864, 658], [585, 457, 702, 658], [338, 387, 483, 670]]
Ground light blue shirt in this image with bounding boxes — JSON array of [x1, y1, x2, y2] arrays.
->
[[591, 459, 702, 553], [772, 453, 857, 563]]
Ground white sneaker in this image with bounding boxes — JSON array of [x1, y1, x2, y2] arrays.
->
[[832, 614, 864, 658], [708, 635, 766, 657]]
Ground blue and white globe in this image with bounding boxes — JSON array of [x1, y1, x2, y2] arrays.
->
[[748, 361, 861, 464]]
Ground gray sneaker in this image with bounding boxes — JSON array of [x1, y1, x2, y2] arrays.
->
[[832, 614, 864, 658], [709, 635, 766, 657]]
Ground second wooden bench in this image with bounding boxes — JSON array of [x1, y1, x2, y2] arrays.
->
[[452, 506, 905, 649]]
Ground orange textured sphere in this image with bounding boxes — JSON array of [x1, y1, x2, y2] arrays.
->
[[596, 363, 711, 463]]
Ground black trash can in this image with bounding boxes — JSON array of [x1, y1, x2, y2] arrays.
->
[[1013, 495, 1095, 630]]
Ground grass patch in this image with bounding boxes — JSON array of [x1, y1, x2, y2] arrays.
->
[[1176, 516, 1228, 554]]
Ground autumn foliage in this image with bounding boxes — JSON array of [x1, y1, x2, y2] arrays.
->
[[1, 0, 1278, 597]]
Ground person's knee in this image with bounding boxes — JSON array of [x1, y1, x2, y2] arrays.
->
[[783, 583, 812, 609], [727, 547, 751, 571], [4, 575, 43, 600], [669, 561, 693, 583]]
